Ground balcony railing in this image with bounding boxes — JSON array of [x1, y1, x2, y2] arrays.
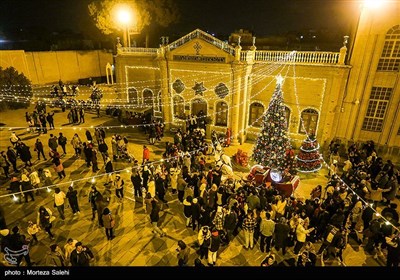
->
[[119, 47, 158, 55], [117, 40, 341, 65], [249, 50, 340, 64]]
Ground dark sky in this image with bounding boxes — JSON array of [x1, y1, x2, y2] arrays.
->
[[0, 0, 358, 39]]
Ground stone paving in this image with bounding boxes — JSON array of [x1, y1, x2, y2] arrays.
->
[[0, 101, 395, 267]]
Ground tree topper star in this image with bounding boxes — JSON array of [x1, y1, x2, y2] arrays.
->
[[276, 75, 284, 86]]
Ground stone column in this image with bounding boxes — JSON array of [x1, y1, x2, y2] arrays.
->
[[238, 45, 256, 144], [157, 47, 172, 130], [231, 62, 243, 146]]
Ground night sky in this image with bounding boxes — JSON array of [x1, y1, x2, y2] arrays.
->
[[0, 0, 359, 43]]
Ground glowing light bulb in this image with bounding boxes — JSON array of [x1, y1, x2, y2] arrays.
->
[[47, 187, 51, 193], [91, 178, 96, 184], [364, 0, 384, 9], [385, 221, 390, 225], [13, 194, 18, 201]]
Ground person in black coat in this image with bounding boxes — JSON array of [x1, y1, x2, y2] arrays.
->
[[98, 139, 108, 163], [105, 157, 113, 174], [34, 139, 47, 160], [274, 217, 291, 255], [381, 203, 399, 226], [8, 226, 32, 267], [46, 112, 55, 130], [18, 143, 32, 167], [191, 198, 201, 231], [208, 228, 221, 266], [6, 147, 18, 173], [155, 174, 166, 203], [150, 199, 165, 237], [70, 242, 93, 266], [66, 186, 80, 214], [85, 130, 93, 142], [223, 207, 238, 244]]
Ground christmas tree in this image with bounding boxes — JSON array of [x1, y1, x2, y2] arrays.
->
[[252, 76, 294, 172], [296, 134, 322, 172]]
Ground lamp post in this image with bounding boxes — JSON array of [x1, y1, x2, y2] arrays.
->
[[117, 8, 132, 47]]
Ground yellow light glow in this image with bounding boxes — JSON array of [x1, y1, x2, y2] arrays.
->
[[364, 0, 384, 9], [116, 6, 132, 25]]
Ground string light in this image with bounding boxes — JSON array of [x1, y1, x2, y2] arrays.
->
[[3, 54, 398, 236], [1, 56, 290, 131]]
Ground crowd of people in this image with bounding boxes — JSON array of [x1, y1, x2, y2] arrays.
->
[[0, 105, 399, 268]]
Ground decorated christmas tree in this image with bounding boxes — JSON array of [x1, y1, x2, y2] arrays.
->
[[296, 134, 322, 172], [252, 76, 294, 172]]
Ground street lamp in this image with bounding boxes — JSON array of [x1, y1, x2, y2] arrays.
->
[[116, 6, 132, 47], [364, 0, 385, 9]]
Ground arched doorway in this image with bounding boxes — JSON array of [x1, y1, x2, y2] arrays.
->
[[191, 98, 207, 116], [192, 98, 207, 130]]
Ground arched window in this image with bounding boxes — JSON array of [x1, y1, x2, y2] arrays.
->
[[215, 101, 228, 126], [143, 89, 153, 107], [249, 102, 264, 127], [377, 25, 400, 71], [284, 106, 291, 128], [128, 88, 138, 104], [299, 109, 318, 134], [173, 95, 184, 118]]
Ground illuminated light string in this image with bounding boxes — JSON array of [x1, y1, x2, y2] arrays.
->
[[0, 60, 290, 108], [0, 52, 295, 106], [290, 58, 323, 173], [0, 62, 267, 95], [1, 54, 295, 130], [23, 73, 398, 237], [295, 155, 323, 163], [0, 60, 294, 201], [0, 64, 248, 90], [299, 145, 320, 152], [0, 54, 289, 195], [1, 67, 285, 130], [320, 160, 400, 233], [0, 57, 292, 91], [0, 64, 288, 112], [290, 61, 400, 233]]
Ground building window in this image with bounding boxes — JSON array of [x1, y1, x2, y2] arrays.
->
[[249, 102, 264, 127], [362, 87, 392, 132], [143, 89, 153, 107], [377, 25, 400, 71], [215, 101, 228, 126], [299, 109, 318, 134], [128, 88, 138, 104], [173, 95, 185, 118], [284, 106, 291, 128]]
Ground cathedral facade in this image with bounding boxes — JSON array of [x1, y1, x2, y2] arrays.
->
[[114, 1, 399, 160]]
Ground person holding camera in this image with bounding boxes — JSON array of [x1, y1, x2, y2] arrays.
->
[[176, 240, 190, 267]]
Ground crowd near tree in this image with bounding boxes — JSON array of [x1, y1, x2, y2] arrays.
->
[[0, 85, 399, 268]]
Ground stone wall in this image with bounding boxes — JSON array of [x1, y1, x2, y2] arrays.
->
[[0, 50, 113, 85]]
